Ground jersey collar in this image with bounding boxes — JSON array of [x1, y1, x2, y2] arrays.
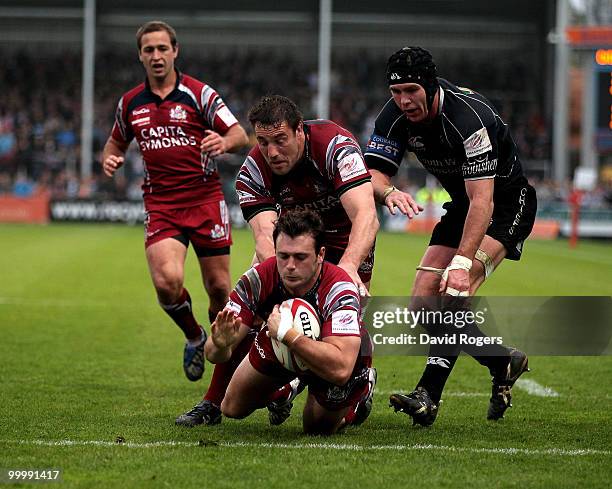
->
[[144, 68, 183, 100], [437, 86, 445, 113]]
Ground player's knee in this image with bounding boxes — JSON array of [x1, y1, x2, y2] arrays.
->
[[205, 278, 230, 303], [220, 397, 249, 419], [411, 272, 441, 297], [154, 276, 183, 303], [303, 419, 337, 436]]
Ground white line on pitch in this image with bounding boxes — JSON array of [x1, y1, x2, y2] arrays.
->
[[514, 379, 559, 397], [0, 439, 607, 457]]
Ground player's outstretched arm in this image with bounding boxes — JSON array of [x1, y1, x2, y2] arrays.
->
[[200, 124, 249, 157], [338, 183, 379, 296], [205, 309, 249, 364], [440, 178, 494, 296], [248, 210, 278, 264], [101, 137, 129, 177], [370, 168, 423, 217], [268, 305, 360, 386]]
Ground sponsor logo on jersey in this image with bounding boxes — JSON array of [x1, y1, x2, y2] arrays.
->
[[237, 189, 257, 204], [463, 127, 492, 158], [365, 135, 402, 162], [169, 105, 187, 122], [132, 116, 150, 127], [132, 107, 150, 116], [407, 136, 425, 150], [308, 181, 327, 194], [226, 299, 242, 315], [138, 125, 198, 151], [462, 158, 497, 177], [338, 153, 367, 182], [458, 86, 475, 95], [419, 157, 462, 175], [210, 224, 226, 239], [291, 194, 339, 213], [331, 310, 359, 335]]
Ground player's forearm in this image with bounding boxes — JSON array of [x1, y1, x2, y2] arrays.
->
[[339, 212, 379, 271], [284, 330, 357, 385], [370, 169, 393, 204], [223, 125, 249, 153], [204, 339, 233, 364], [255, 239, 275, 263], [252, 224, 275, 262], [248, 211, 278, 262], [102, 138, 126, 161], [456, 197, 493, 260]]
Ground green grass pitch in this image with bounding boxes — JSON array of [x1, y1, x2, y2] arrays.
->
[[0, 224, 610, 488]]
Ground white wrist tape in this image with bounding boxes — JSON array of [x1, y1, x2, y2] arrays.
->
[[445, 286, 469, 297], [276, 304, 293, 342], [442, 255, 472, 297]]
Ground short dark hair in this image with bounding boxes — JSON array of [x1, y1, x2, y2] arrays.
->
[[248, 95, 303, 131], [273, 210, 325, 254], [136, 21, 177, 50]]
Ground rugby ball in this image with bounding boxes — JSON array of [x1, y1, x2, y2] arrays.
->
[[270, 298, 321, 373]]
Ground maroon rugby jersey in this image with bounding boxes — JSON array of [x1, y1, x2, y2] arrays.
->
[[227, 258, 363, 339], [111, 70, 240, 210], [235, 120, 371, 251]]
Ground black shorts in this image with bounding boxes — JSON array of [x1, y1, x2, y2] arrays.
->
[[325, 242, 375, 283], [429, 178, 537, 261]]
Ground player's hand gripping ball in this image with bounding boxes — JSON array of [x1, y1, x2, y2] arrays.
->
[[270, 298, 321, 373]]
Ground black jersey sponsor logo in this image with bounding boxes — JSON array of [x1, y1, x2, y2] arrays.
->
[[365, 135, 402, 162], [463, 158, 497, 177], [407, 136, 425, 150], [464, 127, 492, 158]]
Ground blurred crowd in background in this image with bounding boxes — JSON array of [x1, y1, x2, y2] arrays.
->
[[0, 48, 609, 209]]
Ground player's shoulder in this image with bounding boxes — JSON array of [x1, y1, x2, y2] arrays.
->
[[305, 119, 358, 144], [317, 263, 360, 318], [245, 144, 264, 162], [372, 98, 405, 135], [304, 120, 362, 174], [319, 262, 358, 294], [439, 78, 497, 135], [242, 145, 271, 177], [178, 73, 210, 93], [119, 82, 146, 106], [254, 256, 278, 279]]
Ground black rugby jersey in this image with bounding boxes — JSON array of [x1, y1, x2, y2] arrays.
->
[[364, 78, 525, 203]]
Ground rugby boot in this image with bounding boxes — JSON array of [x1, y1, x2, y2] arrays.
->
[[389, 386, 439, 427], [175, 399, 222, 427], [343, 367, 378, 427], [267, 378, 305, 426], [183, 329, 207, 381], [487, 348, 530, 420]]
